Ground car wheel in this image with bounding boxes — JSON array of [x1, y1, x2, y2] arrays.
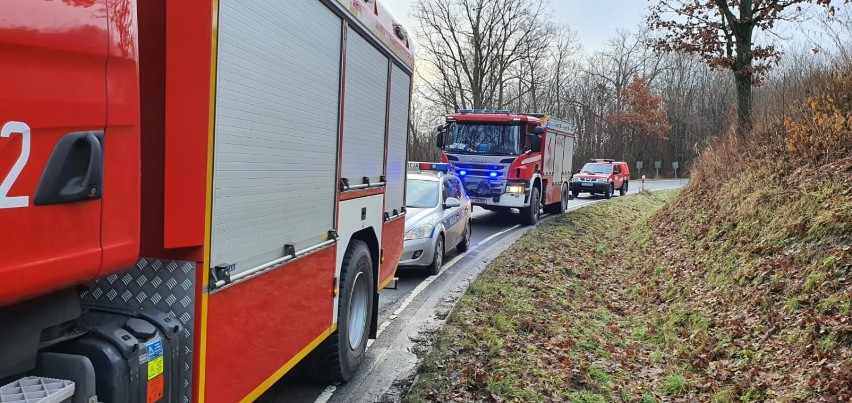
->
[[572, 189, 580, 199], [426, 235, 444, 276], [316, 240, 374, 383], [620, 181, 628, 196], [520, 187, 540, 225], [456, 221, 471, 252], [605, 183, 613, 199]]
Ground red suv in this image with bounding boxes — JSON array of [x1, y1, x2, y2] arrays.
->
[[570, 159, 630, 199]]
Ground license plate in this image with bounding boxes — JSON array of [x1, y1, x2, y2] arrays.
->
[[472, 198, 489, 204], [581, 182, 593, 187]]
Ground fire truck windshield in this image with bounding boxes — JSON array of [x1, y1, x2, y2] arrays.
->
[[445, 123, 522, 155]]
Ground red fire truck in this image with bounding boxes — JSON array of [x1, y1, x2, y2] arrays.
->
[[0, 0, 413, 402], [437, 110, 576, 225]]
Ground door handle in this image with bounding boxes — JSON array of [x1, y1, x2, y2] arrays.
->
[[34, 131, 104, 205]]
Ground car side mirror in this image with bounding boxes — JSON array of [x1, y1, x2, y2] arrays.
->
[[443, 197, 461, 208]]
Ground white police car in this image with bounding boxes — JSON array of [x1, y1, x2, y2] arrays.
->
[[400, 162, 472, 275]]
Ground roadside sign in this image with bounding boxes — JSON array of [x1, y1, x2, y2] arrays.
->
[[654, 161, 661, 169], [672, 161, 679, 170], [636, 160, 643, 170]]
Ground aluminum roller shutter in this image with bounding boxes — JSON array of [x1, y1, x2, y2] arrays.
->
[[211, 0, 341, 274], [384, 64, 411, 215], [563, 136, 575, 176], [341, 30, 388, 186]]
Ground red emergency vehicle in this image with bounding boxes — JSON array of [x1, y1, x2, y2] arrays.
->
[[437, 110, 576, 225], [0, 0, 413, 402]]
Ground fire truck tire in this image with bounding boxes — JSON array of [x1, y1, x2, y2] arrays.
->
[[426, 235, 444, 276], [520, 187, 540, 225], [559, 185, 569, 213], [544, 185, 568, 215], [456, 221, 471, 253], [319, 239, 374, 383]]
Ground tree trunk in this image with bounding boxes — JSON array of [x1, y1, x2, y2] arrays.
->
[[733, 18, 754, 138], [734, 70, 753, 138]]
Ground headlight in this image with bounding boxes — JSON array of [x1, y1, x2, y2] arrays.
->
[[596, 178, 607, 183], [572, 177, 581, 182], [405, 223, 434, 240], [505, 184, 525, 194]]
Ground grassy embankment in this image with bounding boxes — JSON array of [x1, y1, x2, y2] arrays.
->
[[405, 72, 852, 402]]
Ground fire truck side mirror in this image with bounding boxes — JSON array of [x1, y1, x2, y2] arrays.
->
[[435, 125, 445, 148], [532, 126, 544, 135], [527, 133, 542, 153]]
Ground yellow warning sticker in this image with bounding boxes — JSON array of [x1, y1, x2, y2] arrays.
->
[[147, 356, 164, 380]]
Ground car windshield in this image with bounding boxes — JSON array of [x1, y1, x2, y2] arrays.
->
[[406, 179, 439, 208], [445, 123, 522, 155], [580, 163, 613, 174]]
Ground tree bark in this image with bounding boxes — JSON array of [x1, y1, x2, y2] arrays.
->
[[733, 20, 754, 138], [734, 69, 753, 138]]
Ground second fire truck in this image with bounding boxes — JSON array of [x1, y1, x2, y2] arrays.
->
[[436, 110, 576, 225]]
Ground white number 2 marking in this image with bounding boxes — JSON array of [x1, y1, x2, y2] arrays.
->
[[0, 121, 31, 209]]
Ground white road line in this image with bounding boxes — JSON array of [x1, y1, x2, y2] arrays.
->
[[314, 386, 336, 403], [369, 252, 465, 347], [475, 224, 520, 247], [566, 200, 598, 212]]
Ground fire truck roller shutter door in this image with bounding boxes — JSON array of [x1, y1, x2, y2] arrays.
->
[[384, 64, 411, 216], [563, 135, 575, 182], [341, 30, 389, 186], [210, 0, 341, 275]]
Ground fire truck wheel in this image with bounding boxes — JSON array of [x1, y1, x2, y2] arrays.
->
[[605, 183, 613, 199], [426, 235, 444, 276], [559, 185, 569, 213], [456, 221, 471, 253], [520, 187, 540, 225], [544, 185, 569, 215], [320, 239, 374, 383]]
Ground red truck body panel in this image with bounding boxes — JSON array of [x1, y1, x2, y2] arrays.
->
[[0, 0, 140, 305]]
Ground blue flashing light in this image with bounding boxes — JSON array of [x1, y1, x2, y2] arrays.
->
[[458, 170, 467, 176], [409, 162, 452, 172], [489, 171, 498, 178]]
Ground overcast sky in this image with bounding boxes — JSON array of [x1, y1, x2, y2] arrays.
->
[[383, 0, 650, 52]]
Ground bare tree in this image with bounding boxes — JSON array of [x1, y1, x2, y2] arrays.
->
[[647, 0, 847, 137], [413, 0, 556, 112]]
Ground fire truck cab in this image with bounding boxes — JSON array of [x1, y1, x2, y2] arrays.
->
[[437, 110, 576, 225]]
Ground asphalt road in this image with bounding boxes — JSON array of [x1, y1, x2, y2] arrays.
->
[[258, 179, 686, 403]]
